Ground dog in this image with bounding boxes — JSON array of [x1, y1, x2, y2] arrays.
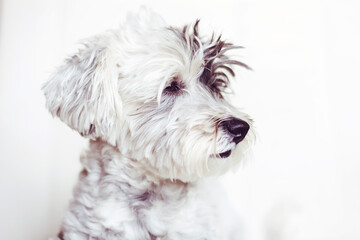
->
[[43, 8, 255, 240]]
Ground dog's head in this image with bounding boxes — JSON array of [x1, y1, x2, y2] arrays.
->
[[43, 8, 255, 182]]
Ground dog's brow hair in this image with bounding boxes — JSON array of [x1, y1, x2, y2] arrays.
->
[[201, 39, 251, 98], [175, 20, 251, 98]]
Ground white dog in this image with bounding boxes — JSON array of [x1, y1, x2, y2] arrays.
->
[[43, 8, 255, 240]]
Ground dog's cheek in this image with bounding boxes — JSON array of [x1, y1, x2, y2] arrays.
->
[[161, 119, 217, 180]]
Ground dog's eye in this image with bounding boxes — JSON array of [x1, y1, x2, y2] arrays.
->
[[164, 81, 181, 93]]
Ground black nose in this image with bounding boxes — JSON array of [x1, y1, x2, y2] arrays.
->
[[222, 118, 250, 144]]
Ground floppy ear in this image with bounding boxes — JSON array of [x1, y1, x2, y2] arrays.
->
[[43, 33, 122, 144]]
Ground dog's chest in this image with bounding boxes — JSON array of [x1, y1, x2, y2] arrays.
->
[[92, 182, 217, 240]]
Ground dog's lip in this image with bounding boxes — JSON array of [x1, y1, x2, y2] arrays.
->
[[218, 150, 232, 158]]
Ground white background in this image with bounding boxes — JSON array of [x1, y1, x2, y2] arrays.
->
[[1, 0, 360, 239]]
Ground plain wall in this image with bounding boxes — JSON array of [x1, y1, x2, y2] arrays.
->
[[1, 0, 360, 239]]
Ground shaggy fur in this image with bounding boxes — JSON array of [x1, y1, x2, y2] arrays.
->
[[43, 8, 255, 240]]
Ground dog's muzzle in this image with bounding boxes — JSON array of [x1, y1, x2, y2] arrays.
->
[[222, 117, 250, 144]]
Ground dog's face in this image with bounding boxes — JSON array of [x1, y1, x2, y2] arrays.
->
[[43, 9, 255, 182]]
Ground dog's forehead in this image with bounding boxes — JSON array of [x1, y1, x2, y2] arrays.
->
[[118, 26, 205, 90], [117, 19, 249, 102], [147, 26, 205, 81]]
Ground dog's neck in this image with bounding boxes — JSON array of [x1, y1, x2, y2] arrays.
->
[[76, 139, 189, 207], [59, 139, 222, 239], [83, 138, 186, 183]]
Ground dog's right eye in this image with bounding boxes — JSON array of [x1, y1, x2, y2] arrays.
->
[[165, 81, 181, 92], [164, 79, 185, 96]]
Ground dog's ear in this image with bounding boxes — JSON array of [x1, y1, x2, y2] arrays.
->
[[43, 34, 122, 144]]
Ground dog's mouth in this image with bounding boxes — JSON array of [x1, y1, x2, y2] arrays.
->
[[217, 150, 232, 158]]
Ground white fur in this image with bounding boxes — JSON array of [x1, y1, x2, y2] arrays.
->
[[44, 8, 255, 240]]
